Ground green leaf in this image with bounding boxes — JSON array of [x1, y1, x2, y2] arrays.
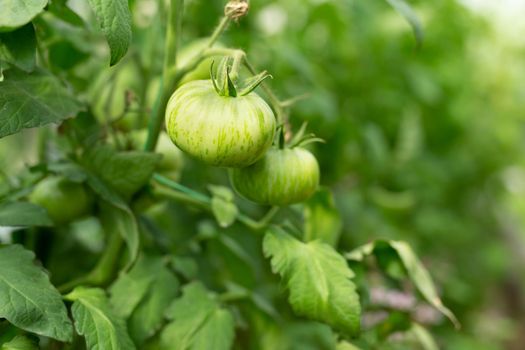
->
[[0, 245, 73, 342], [385, 0, 424, 47], [407, 323, 439, 350], [1, 335, 39, 350], [345, 240, 460, 328], [263, 227, 361, 337], [87, 0, 132, 65], [0, 0, 47, 32], [48, 0, 85, 27], [109, 255, 162, 319], [208, 185, 238, 227], [128, 264, 179, 345], [303, 188, 342, 247], [161, 282, 235, 350], [0, 201, 52, 227], [211, 197, 238, 228], [0, 69, 83, 139], [84, 145, 161, 199], [0, 23, 36, 72], [66, 287, 136, 350], [337, 341, 362, 350], [100, 202, 139, 267]]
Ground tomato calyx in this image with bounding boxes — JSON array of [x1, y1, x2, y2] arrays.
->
[[276, 122, 325, 150], [210, 57, 272, 97]]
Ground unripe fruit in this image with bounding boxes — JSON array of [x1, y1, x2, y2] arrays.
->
[[29, 176, 93, 224], [230, 147, 320, 205]]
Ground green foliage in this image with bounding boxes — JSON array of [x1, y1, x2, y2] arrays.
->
[[1, 335, 39, 350], [0, 245, 72, 342], [160, 282, 235, 350], [87, 0, 132, 65], [264, 226, 361, 337], [0, 201, 52, 227], [67, 287, 135, 350], [0, 0, 523, 348], [0, 68, 82, 138]]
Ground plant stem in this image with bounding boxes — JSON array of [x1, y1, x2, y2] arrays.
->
[[152, 173, 279, 231], [208, 17, 230, 48], [144, 0, 184, 151]]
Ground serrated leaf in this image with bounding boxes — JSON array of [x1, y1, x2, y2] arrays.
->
[[385, 0, 424, 47], [0, 0, 47, 32], [128, 264, 179, 345], [0, 68, 83, 138], [87, 0, 132, 65], [0, 245, 73, 342], [1, 335, 39, 350], [263, 227, 361, 336], [83, 145, 161, 199], [161, 282, 235, 350], [109, 255, 162, 319], [0, 23, 36, 72], [0, 201, 52, 227], [345, 240, 459, 328], [304, 188, 342, 247], [66, 287, 136, 350]]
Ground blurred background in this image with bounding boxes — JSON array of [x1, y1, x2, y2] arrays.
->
[[1, 0, 525, 348]]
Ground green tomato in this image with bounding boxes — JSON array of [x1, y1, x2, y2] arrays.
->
[[131, 130, 185, 180], [230, 147, 320, 206], [29, 176, 93, 225], [165, 80, 276, 168]]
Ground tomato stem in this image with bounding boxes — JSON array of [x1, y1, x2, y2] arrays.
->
[[144, 0, 184, 152], [152, 173, 280, 231]]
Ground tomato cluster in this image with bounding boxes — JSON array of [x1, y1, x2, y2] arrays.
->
[[165, 59, 320, 206]]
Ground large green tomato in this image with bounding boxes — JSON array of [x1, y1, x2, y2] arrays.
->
[[230, 147, 320, 205], [131, 130, 185, 180], [165, 80, 276, 168], [29, 176, 93, 224]]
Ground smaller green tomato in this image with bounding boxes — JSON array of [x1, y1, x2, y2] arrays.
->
[[29, 176, 93, 225], [130, 130, 185, 180], [230, 147, 320, 206], [165, 80, 276, 168]]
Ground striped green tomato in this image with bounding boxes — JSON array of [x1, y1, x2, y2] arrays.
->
[[230, 147, 320, 205], [165, 80, 276, 168]]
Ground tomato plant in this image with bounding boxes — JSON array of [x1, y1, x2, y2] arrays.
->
[[1, 0, 524, 349]]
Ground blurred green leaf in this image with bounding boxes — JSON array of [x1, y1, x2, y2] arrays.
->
[[161, 282, 235, 350], [0, 69, 83, 138], [0, 201, 52, 227], [0, 24, 36, 72], [100, 202, 139, 267], [304, 188, 342, 246], [0, 245, 73, 342], [67, 287, 135, 350], [1, 335, 39, 350], [0, 0, 47, 32], [87, 0, 132, 65], [83, 145, 160, 199], [264, 226, 361, 336], [128, 261, 179, 345], [346, 240, 460, 328], [385, 0, 424, 47]]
